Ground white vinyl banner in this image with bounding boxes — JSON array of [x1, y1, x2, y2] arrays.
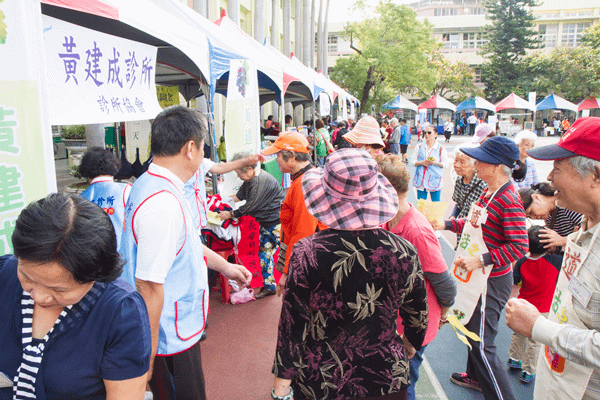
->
[[0, 0, 54, 255], [319, 92, 331, 117], [221, 59, 260, 197], [42, 15, 162, 125]]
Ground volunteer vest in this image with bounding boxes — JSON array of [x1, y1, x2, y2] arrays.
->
[[81, 181, 130, 247], [119, 171, 208, 356], [184, 167, 208, 231], [413, 143, 443, 191]]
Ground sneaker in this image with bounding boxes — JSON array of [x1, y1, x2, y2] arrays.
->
[[519, 371, 535, 383], [450, 373, 482, 392], [507, 358, 523, 370]]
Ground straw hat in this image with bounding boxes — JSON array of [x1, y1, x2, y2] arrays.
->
[[302, 148, 398, 230], [342, 115, 385, 147]]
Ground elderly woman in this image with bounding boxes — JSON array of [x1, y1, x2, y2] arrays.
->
[[519, 182, 583, 253], [342, 115, 386, 158], [430, 136, 528, 400], [451, 143, 488, 219], [271, 148, 428, 400], [219, 151, 286, 298], [410, 123, 449, 202], [79, 147, 131, 247], [378, 154, 457, 400], [0, 193, 151, 400], [512, 130, 539, 189]]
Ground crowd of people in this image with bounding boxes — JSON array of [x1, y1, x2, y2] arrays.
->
[[1, 106, 600, 400]]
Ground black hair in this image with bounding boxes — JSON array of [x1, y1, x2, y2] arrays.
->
[[12, 193, 123, 283], [285, 115, 292, 123], [511, 159, 527, 182], [337, 121, 347, 128], [519, 182, 554, 210], [78, 147, 121, 179], [267, 115, 273, 121], [528, 225, 547, 255], [400, 118, 407, 123], [151, 105, 207, 157]]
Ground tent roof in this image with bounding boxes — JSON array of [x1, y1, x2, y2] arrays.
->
[[496, 92, 534, 112], [41, 0, 210, 101], [456, 96, 496, 113], [381, 94, 418, 112], [418, 94, 456, 112], [536, 94, 578, 113], [578, 97, 600, 111]]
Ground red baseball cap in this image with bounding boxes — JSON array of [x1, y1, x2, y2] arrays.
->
[[528, 117, 600, 161], [261, 131, 310, 155]]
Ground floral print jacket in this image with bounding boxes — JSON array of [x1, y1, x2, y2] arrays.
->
[[273, 228, 428, 400]]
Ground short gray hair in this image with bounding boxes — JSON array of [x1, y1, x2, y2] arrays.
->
[[453, 143, 478, 165], [569, 155, 600, 177], [514, 130, 537, 145], [390, 118, 399, 125], [231, 150, 257, 170]]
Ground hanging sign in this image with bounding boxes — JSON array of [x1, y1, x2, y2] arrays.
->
[[42, 15, 162, 125]]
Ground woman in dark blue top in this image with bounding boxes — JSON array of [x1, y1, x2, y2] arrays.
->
[[0, 193, 151, 400]]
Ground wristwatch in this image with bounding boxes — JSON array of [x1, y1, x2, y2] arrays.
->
[[271, 388, 294, 400]]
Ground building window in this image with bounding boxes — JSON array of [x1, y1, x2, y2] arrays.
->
[[470, 8, 484, 15], [328, 34, 338, 52], [442, 33, 460, 49], [463, 32, 484, 48], [434, 8, 457, 17], [538, 24, 558, 48], [561, 23, 591, 47]]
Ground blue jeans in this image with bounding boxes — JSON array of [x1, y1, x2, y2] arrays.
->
[[407, 345, 427, 400], [416, 189, 441, 202]]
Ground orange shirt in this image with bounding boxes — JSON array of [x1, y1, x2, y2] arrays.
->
[[279, 166, 326, 274]]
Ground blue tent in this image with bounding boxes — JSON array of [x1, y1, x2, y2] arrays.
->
[[456, 96, 496, 113], [381, 94, 418, 112]]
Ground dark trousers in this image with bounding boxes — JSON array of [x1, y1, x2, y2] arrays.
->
[[469, 123, 476, 135], [149, 340, 207, 400], [465, 272, 516, 400]]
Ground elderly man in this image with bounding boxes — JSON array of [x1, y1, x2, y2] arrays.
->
[[506, 117, 600, 400], [261, 132, 325, 295], [388, 117, 401, 155], [120, 106, 251, 400]]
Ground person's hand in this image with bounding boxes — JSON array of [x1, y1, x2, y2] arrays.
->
[[221, 263, 252, 287], [453, 255, 482, 272], [248, 153, 266, 164], [219, 210, 233, 221], [505, 298, 541, 338], [439, 313, 449, 329], [276, 273, 287, 297], [429, 219, 445, 231], [401, 334, 417, 359], [540, 227, 567, 249]]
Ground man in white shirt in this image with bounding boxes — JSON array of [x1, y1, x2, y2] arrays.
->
[[467, 114, 478, 136], [120, 106, 251, 400]]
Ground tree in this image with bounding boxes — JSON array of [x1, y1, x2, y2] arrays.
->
[[428, 57, 482, 102], [582, 24, 600, 50], [330, 1, 438, 115], [479, 0, 541, 102]]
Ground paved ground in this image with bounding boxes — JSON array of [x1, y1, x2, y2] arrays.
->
[[54, 133, 561, 399]]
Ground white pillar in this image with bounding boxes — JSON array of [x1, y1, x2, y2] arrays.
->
[[85, 124, 105, 148], [310, 0, 316, 68], [294, 0, 303, 59], [303, 0, 311, 65], [192, 0, 208, 18], [283, 0, 291, 57], [254, 0, 265, 44], [317, 0, 323, 72], [228, 0, 239, 25], [322, 0, 330, 76], [271, 0, 279, 49]]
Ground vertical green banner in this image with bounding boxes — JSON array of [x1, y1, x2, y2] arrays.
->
[[0, 0, 54, 255]]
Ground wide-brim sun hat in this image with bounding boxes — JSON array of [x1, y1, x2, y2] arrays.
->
[[302, 148, 398, 230], [461, 136, 519, 168], [342, 115, 385, 147], [528, 117, 600, 161]]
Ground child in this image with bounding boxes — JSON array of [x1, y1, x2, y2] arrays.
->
[[507, 225, 562, 383]]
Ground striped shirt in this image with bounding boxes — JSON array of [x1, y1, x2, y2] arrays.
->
[[447, 182, 529, 277], [532, 219, 600, 400], [547, 207, 583, 238], [451, 172, 488, 219]]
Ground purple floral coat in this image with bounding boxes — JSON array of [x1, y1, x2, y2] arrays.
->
[[273, 228, 428, 400]]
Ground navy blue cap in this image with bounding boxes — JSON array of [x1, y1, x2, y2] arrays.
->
[[461, 136, 520, 168]]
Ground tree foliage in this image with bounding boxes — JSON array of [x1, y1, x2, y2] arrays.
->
[[429, 57, 482, 102], [479, 0, 541, 102], [330, 0, 438, 115], [582, 24, 600, 50]]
